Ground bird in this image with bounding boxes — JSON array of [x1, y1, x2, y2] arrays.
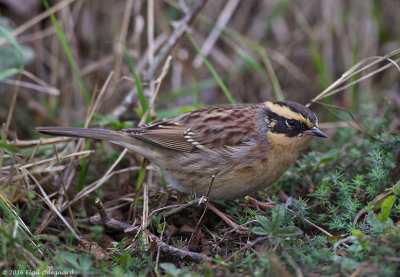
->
[[36, 101, 328, 200]]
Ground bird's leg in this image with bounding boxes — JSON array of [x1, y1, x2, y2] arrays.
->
[[246, 190, 290, 211], [247, 196, 275, 211], [206, 202, 249, 233], [202, 175, 247, 232]]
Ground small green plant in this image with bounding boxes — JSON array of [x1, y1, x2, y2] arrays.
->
[[109, 237, 152, 274], [55, 252, 99, 276], [151, 215, 167, 234], [376, 195, 396, 223], [160, 263, 189, 277], [252, 206, 303, 240], [350, 229, 369, 253]]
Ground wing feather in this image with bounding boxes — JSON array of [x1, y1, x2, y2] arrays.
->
[[121, 105, 259, 152], [122, 122, 195, 152]]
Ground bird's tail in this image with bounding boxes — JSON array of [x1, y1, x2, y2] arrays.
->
[[36, 126, 126, 142], [36, 126, 159, 161]]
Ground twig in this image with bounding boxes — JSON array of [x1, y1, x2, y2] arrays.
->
[[155, 217, 167, 273], [193, 0, 240, 67], [111, 34, 168, 119], [0, 191, 44, 256], [35, 148, 128, 234], [27, 171, 80, 240], [307, 48, 400, 107], [150, 234, 208, 263], [188, 175, 215, 244], [53, 145, 76, 229], [0, 150, 93, 171], [139, 55, 172, 125], [124, 219, 138, 233], [113, 0, 134, 80], [225, 236, 269, 262], [195, 175, 215, 227], [161, 197, 207, 217], [285, 206, 334, 237], [67, 148, 128, 207], [79, 203, 208, 264], [88, 198, 134, 231], [29, 138, 42, 162], [1, 79, 59, 95], [86, 71, 114, 127], [333, 236, 353, 258], [82, 208, 209, 263], [0, 0, 76, 47], [34, 70, 115, 235], [8, 137, 71, 147], [95, 198, 110, 223], [77, 212, 134, 232], [110, 0, 208, 119], [178, 0, 189, 14], [142, 0, 209, 81], [141, 161, 150, 244], [314, 101, 384, 143]]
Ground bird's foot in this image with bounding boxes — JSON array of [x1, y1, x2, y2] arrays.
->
[[207, 202, 249, 234]]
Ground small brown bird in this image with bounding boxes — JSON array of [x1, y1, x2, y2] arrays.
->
[[37, 101, 327, 200]]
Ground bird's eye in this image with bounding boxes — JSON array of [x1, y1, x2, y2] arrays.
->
[[288, 119, 296, 126]]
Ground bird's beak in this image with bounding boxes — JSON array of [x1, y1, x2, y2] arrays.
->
[[306, 126, 328, 138]]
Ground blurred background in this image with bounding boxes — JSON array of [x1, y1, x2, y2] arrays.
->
[[0, 0, 399, 138]]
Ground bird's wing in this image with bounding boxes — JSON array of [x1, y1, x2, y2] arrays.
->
[[122, 120, 194, 152], [122, 105, 259, 152]]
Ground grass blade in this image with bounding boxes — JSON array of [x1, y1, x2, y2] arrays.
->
[[123, 44, 151, 123], [186, 30, 235, 105], [42, 0, 89, 106]]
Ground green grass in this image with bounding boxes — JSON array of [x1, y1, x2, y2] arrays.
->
[[123, 44, 151, 123], [42, 0, 89, 106], [186, 30, 236, 105]]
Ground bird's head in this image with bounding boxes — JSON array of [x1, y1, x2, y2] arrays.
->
[[260, 101, 328, 148]]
